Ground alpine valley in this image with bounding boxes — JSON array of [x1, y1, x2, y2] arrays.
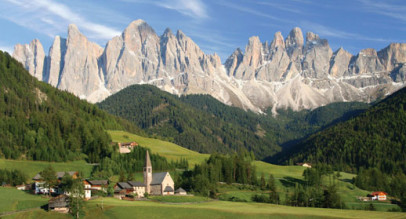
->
[[12, 20, 406, 114]]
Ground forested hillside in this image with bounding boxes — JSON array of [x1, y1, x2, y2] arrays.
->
[[279, 87, 406, 175], [98, 84, 369, 160], [0, 51, 141, 163]]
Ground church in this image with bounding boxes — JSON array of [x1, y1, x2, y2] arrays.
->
[[114, 150, 175, 198], [144, 150, 175, 195]]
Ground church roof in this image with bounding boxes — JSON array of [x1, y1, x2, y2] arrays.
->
[[145, 150, 152, 168], [151, 172, 169, 185], [164, 186, 174, 192], [128, 181, 146, 187]]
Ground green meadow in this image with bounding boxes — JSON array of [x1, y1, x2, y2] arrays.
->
[[5, 197, 406, 219], [0, 187, 48, 214], [0, 159, 93, 179]]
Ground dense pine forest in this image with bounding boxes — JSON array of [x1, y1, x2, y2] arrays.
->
[[278, 87, 406, 175], [0, 51, 141, 163], [98, 84, 368, 160]]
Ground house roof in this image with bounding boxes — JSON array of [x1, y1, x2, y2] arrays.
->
[[128, 181, 146, 187], [117, 182, 132, 189], [371, 191, 388, 196], [151, 172, 169, 185], [49, 195, 69, 208], [87, 180, 108, 186], [145, 150, 152, 168], [175, 187, 186, 193], [33, 171, 77, 180], [164, 186, 174, 192]]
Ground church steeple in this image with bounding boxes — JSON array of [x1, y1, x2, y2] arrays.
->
[[144, 150, 152, 194]]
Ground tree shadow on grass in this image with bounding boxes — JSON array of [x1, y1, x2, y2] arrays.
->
[[279, 177, 305, 188]]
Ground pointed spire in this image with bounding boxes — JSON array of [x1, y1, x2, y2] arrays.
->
[[145, 150, 152, 168]]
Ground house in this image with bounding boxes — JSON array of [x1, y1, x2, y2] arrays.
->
[[175, 187, 187, 195], [371, 191, 388, 201], [117, 142, 139, 154], [48, 194, 69, 213], [83, 180, 109, 200], [33, 171, 78, 194], [144, 150, 175, 196], [128, 181, 146, 197], [296, 163, 312, 168], [114, 182, 134, 199]]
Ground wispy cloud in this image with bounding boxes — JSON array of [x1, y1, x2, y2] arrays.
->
[[0, 0, 121, 42], [358, 0, 406, 23], [216, 1, 289, 23], [255, 1, 306, 14], [301, 21, 401, 42], [156, 0, 208, 19]]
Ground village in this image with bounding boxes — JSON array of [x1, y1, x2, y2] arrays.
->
[[12, 143, 188, 214], [5, 141, 392, 214]]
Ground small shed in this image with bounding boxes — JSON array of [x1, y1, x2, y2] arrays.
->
[[48, 195, 69, 213], [175, 187, 187, 195]]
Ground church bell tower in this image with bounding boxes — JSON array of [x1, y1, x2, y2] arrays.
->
[[143, 150, 152, 193]]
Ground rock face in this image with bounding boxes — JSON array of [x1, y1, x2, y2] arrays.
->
[[13, 21, 406, 114]]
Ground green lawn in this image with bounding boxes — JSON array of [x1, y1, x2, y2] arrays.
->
[[0, 187, 48, 214], [149, 195, 211, 203], [84, 198, 406, 219], [108, 130, 209, 166], [0, 159, 93, 179]]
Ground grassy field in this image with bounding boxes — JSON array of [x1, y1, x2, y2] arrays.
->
[[0, 159, 93, 179], [149, 195, 211, 203], [108, 130, 209, 166], [0, 187, 48, 214], [5, 197, 405, 219]]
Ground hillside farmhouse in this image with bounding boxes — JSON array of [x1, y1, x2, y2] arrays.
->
[[371, 191, 388, 201], [296, 163, 312, 168], [118, 142, 139, 153]]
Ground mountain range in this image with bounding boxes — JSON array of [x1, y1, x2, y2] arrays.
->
[[12, 19, 406, 113]]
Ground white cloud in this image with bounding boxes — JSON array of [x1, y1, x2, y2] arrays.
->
[[156, 0, 208, 19], [0, 0, 121, 42]]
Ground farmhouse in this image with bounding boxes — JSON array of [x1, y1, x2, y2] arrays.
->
[[371, 191, 388, 201], [144, 150, 175, 196], [48, 194, 69, 213], [83, 180, 109, 200], [33, 171, 78, 194], [117, 142, 139, 154], [296, 163, 312, 168]]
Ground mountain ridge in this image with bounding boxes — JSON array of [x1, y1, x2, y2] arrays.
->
[[12, 19, 406, 113]]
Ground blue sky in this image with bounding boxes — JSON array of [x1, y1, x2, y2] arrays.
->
[[0, 0, 405, 61]]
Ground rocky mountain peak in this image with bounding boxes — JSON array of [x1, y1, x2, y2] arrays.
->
[[12, 38, 45, 81], [285, 27, 304, 48], [12, 20, 406, 114], [271, 32, 285, 49]]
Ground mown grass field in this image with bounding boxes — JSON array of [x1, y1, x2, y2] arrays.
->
[[0, 159, 93, 179], [0, 187, 48, 214], [6, 197, 405, 219], [108, 130, 209, 166]]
